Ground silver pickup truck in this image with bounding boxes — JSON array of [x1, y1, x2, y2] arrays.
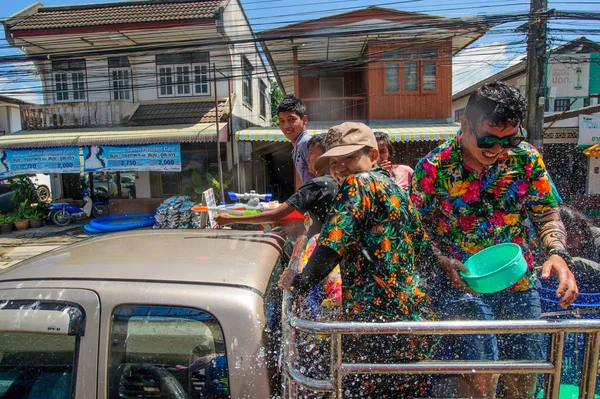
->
[[0, 230, 286, 399]]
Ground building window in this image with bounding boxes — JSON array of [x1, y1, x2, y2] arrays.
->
[[52, 59, 87, 102], [319, 77, 344, 98], [385, 63, 399, 92], [404, 62, 418, 92], [259, 80, 267, 118], [156, 52, 209, 98], [382, 48, 439, 93], [423, 62, 436, 91], [194, 64, 210, 95], [554, 99, 571, 112], [584, 97, 591, 108], [108, 57, 132, 101], [454, 107, 466, 122], [242, 57, 253, 106]]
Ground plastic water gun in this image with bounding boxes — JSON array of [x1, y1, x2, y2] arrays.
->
[[192, 191, 280, 216]]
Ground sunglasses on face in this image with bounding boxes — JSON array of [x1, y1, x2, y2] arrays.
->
[[470, 123, 526, 149]]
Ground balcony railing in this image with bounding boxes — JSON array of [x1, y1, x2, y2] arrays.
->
[[303, 97, 367, 121], [21, 101, 129, 130]]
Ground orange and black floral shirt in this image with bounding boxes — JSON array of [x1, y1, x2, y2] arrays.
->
[[318, 167, 436, 324], [410, 134, 558, 292]]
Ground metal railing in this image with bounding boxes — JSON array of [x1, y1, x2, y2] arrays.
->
[[281, 292, 600, 399]]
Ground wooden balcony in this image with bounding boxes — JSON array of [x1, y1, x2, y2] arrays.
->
[[21, 101, 130, 130], [303, 97, 367, 121]]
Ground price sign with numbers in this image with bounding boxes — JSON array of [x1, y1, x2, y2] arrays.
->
[[0, 147, 80, 179], [83, 144, 181, 172]]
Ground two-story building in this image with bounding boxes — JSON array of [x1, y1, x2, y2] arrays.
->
[[234, 6, 488, 199], [452, 37, 600, 209], [1, 0, 270, 211]]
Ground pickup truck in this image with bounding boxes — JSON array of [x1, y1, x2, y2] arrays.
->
[[0, 229, 286, 399]]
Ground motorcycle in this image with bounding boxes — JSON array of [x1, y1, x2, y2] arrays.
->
[[48, 196, 109, 226]]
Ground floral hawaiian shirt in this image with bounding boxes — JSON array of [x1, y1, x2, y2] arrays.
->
[[410, 133, 558, 292], [318, 167, 436, 324]]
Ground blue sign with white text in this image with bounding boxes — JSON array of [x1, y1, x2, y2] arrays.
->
[[0, 147, 80, 179], [83, 144, 181, 172]]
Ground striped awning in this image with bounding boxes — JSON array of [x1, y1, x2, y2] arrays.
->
[[0, 123, 220, 149], [235, 120, 459, 143], [584, 143, 600, 157]]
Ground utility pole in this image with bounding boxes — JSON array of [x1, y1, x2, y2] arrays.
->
[[525, 0, 548, 152]]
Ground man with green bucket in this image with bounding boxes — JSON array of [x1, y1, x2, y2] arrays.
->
[[411, 82, 579, 398]]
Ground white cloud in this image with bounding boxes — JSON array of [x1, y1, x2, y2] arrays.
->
[[453, 42, 525, 94]]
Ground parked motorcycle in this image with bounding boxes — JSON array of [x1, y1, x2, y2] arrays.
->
[[48, 196, 109, 226]]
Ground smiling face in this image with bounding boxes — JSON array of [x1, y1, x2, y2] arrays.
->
[[460, 116, 520, 172], [329, 148, 378, 184], [278, 111, 307, 144]]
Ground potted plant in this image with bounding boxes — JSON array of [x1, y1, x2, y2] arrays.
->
[[12, 203, 29, 231], [26, 202, 48, 228], [0, 213, 13, 234]]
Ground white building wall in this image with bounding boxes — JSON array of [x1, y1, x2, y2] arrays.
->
[[0, 105, 24, 134], [223, 0, 271, 129], [86, 57, 111, 103], [133, 55, 156, 102], [9, 107, 20, 132], [0, 106, 10, 134]]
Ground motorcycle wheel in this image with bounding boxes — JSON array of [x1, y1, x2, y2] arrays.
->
[[51, 210, 71, 226], [92, 204, 109, 218]]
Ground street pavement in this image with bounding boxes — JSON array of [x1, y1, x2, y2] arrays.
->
[[0, 220, 90, 270]]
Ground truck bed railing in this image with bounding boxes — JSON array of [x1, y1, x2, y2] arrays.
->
[[282, 292, 600, 399]]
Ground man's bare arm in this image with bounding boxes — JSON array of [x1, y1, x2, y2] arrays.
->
[[529, 207, 567, 254]]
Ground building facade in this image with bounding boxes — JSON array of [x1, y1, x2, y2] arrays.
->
[[1, 0, 270, 209]]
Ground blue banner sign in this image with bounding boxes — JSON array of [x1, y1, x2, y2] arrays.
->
[[83, 144, 182, 172], [0, 147, 80, 179]]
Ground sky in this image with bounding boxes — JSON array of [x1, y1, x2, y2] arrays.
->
[[0, 0, 599, 103]]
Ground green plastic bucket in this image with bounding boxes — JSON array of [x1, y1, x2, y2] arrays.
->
[[460, 243, 527, 294]]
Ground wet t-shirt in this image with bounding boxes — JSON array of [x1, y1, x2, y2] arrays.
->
[[285, 174, 338, 237]]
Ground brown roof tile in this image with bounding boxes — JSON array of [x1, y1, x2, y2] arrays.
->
[[9, 0, 220, 31], [126, 101, 227, 126]]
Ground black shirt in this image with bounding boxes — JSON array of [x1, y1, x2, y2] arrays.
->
[[285, 174, 338, 237]]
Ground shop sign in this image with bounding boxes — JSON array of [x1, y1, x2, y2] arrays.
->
[[83, 144, 182, 172], [579, 114, 600, 146], [547, 53, 590, 98], [0, 147, 80, 179]]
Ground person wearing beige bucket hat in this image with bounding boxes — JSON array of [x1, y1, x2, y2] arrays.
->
[[279, 121, 438, 397]]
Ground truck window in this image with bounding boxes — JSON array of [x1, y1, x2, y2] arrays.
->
[[0, 301, 84, 399], [108, 305, 230, 399]]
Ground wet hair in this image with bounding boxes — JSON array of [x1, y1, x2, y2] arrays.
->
[[559, 205, 596, 258], [465, 81, 526, 127], [308, 134, 327, 152], [277, 95, 306, 118], [373, 131, 394, 158]]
